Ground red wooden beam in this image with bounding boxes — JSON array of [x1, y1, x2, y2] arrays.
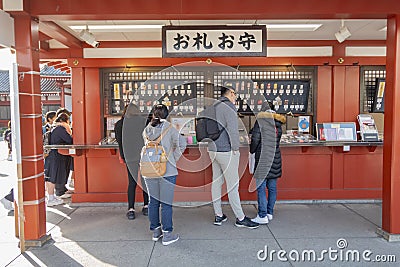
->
[[31, 0, 400, 20], [39, 40, 50, 51], [40, 49, 72, 60], [39, 32, 52, 41], [94, 41, 162, 48], [40, 48, 83, 60], [67, 56, 386, 68], [39, 21, 82, 48]]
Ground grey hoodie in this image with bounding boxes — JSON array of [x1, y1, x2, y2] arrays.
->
[[208, 96, 240, 152], [143, 121, 187, 177]]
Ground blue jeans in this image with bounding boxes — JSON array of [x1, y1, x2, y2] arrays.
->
[[256, 178, 277, 217], [144, 175, 176, 232]]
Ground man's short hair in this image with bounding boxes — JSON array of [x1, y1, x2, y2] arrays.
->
[[220, 86, 235, 96]]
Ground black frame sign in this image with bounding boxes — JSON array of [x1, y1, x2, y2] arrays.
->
[[372, 78, 385, 113], [162, 25, 267, 58]]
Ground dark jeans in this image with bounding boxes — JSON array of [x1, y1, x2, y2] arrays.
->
[[127, 162, 149, 209], [145, 175, 176, 232], [256, 178, 278, 217]]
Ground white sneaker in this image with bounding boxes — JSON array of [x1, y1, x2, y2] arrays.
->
[[267, 214, 273, 221], [47, 198, 63, 207], [251, 214, 269, 224], [7, 154, 12, 161], [59, 193, 72, 199]]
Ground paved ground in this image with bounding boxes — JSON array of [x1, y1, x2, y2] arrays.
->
[[1, 141, 400, 267]]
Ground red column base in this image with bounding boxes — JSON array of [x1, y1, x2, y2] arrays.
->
[[22, 234, 52, 248], [376, 228, 400, 242]]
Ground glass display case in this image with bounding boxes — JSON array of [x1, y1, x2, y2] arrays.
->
[[221, 79, 311, 114], [101, 67, 317, 144]]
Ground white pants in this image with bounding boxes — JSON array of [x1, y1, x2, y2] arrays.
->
[[208, 151, 245, 219]]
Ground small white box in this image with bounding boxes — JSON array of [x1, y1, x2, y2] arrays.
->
[[69, 149, 76, 155], [343, 145, 350, 152]]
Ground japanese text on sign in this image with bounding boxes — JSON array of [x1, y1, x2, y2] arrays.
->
[[163, 26, 266, 57]]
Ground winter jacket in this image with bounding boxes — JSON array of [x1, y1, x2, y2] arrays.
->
[[250, 111, 286, 179], [208, 96, 240, 152], [114, 115, 147, 162], [143, 121, 187, 177]]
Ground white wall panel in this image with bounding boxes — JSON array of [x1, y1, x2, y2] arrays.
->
[[0, 10, 15, 48], [83, 46, 334, 58], [267, 47, 333, 57], [346, 47, 386, 56]]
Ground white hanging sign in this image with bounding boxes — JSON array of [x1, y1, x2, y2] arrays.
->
[[162, 25, 266, 57]]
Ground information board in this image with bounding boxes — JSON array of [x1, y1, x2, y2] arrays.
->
[[315, 122, 357, 141]]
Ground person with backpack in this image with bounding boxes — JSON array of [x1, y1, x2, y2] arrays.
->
[[250, 101, 286, 224], [4, 121, 12, 161], [207, 86, 259, 229], [114, 104, 149, 220], [141, 104, 186, 245]]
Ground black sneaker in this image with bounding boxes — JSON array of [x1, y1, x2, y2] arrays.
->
[[214, 214, 228, 225], [142, 207, 148, 216], [235, 216, 259, 229], [126, 210, 135, 220]]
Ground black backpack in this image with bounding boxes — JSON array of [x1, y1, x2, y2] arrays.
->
[[195, 101, 225, 142]]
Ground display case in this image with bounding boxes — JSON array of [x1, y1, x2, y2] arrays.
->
[[105, 75, 204, 116], [101, 67, 318, 143], [357, 114, 379, 141], [102, 68, 206, 142], [221, 79, 311, 114]]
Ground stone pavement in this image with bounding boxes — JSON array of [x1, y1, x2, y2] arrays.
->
[[1, 141, 400, 267]]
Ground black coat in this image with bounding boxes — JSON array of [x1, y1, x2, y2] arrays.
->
[[114, 115, 146, 163], [250, 112, 286, 179], [46, 125, 73, 184]]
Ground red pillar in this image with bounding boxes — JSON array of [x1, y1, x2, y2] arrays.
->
[[14, 14, 49, 245], [380, 14, 400, 240], [70, 66, 88, 200]]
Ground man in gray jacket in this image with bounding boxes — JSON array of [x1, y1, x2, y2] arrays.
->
[[208, 86, 259, 229]]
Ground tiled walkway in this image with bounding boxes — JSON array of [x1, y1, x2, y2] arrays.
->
[[2, 201, 400, 267]]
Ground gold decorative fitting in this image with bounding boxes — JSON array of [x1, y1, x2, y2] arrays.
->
[[73, 59, 79, 66], [206, 58, 212, 64], [337, 58, 345, 64]]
